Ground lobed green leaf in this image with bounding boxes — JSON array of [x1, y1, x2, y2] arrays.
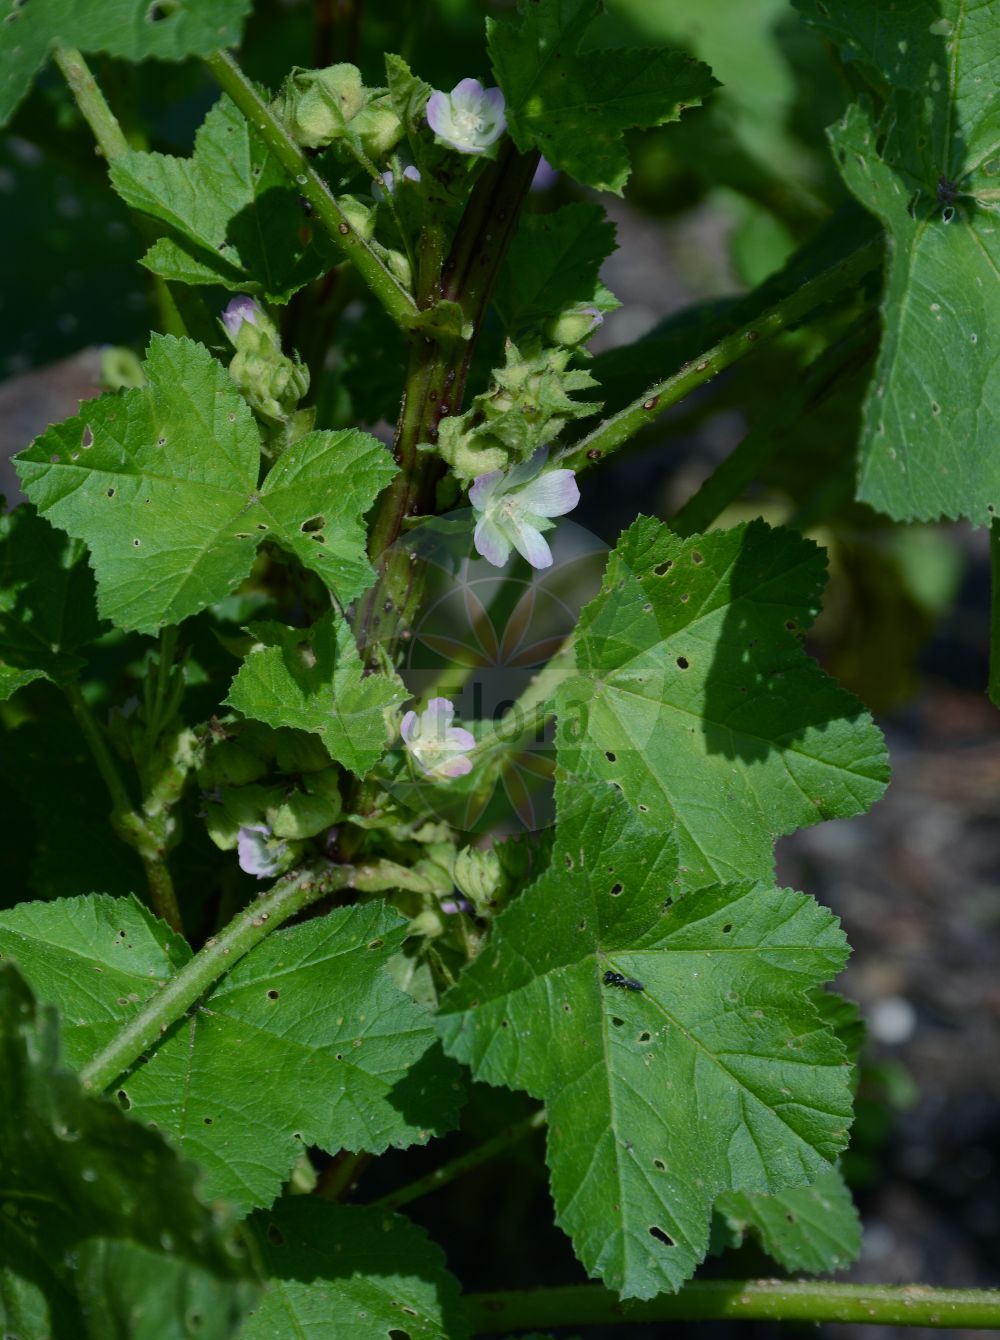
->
[[488, 0, 717, 193], [0, 0, 251, 128], [0, 962, 254, 1339], [0, 503, 103, 699], [436, 780, 854, 1297], [0, 893, 464, 1214], [226, 609, 406, 778], [15, 336, 395, 634], [242, 1199, 469, 1339], [556, 518, 889, 888], [110, 96, 338, 304], [797, 0, 1000, 522]]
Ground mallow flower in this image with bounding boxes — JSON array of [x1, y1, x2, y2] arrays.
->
[[426, 79, 506, 155], [237, 823, 287, 878], [401, 698, 475, 779], [220, 294, 262, 344], [470, 449, 580, 569], [372, 164, 421, 200]]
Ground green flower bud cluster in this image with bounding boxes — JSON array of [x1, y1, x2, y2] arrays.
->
[[436, 341, 601, 483], [273, 63, 404, 163], [452, 845, 503, 914], [199, 722, 342, 853], [228, 317, 310, 427]]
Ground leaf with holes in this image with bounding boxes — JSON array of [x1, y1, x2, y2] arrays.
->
[[0, 503, 104, 700], [110, 96, 337, 303], [487, 0, 717, 193], [0, 894, 463, 1214], [494, 202, 619, 338], [716, 1164, 861, 1275], [436, 780, 853, 1298], [555, 517, 889, 889], [242, 1200, 469, 1339], [0, 962, 254, 1339], [14, 336, 395, 633], [0, 0, 251, 127], [225, 610, 406, 778], [795, 0, 1000, 522]]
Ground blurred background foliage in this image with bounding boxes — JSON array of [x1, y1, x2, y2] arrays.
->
[[1, 0, 997, 1329]]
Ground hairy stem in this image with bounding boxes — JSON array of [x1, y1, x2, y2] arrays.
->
[[80, 862, 355, 1093], [53, 46, 209, 341], [52, 46, 130, 159], [373, 1108, 546, 1213], [669, 312, 879, 537], [466, 1281, 1000, 1332], [63, 683, 183, 933], [559, 237, 883, 475], [353, 144, 540, 664], [203, 49, 419, 327]]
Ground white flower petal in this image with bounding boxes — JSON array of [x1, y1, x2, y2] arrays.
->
[[447, 726, 477, 751], [506, 514, 553, 569], [469, 468, 505, 509], [452, 77, 485, 106], [423, 697, 457, 739], [517, 469, 580, 518], [435, 754, 474, 779], [400, 709, 418, 745], [474, 515, 512, 567]]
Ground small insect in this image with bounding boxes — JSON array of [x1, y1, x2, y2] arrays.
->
[[298, 195, 314, 217], [603, 970, 645, 992]]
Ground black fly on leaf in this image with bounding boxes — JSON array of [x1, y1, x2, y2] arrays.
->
[[603, 970, 645, 992]]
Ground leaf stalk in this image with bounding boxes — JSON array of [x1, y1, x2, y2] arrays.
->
[[465, 1281, 1000, 1332], [560, 237, 883, 475], [79, 861, 355, 1093]]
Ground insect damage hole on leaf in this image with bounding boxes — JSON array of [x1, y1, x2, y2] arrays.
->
[[649, 1226, 676, 1247]]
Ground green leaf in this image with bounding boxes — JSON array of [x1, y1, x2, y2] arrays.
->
[[243, 1199, 469, 1339], [0, 0, 251, 128], [110, 96, 336, 303], [0, 504, 103, 699], [436, 781, 854, 1298], [716, 1165, 861, 1275], [0, 894, 463, 1214], [225, 610, 406, 778], [15, 335, 395, 633], [796, 0, 1000, 522], [487, 0, 717, 194], [556, 518, 889, 888], [495, 202, 619, 336], [0, 961, 253, 1339]]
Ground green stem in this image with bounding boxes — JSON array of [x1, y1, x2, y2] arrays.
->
[[990, 517, 1000, 710], [52, 46, 130, 159], [560, 237, 883, 476], [64, 682, 184, 934], [465, 1281, 1000, 1332], [373, 1108, 546, 1213], [669, 313, 878, 538], [353, 143, 539, 665], [316, 1150, 373, 1201], [80, 861, 355, 1092], [202, 49, 419, 328], [64, 683, 135, 818], [53, 46, 202, 340]]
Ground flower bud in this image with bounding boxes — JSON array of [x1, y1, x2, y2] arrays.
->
[[453, 845, 502, 911], [352, 95, 404, 160], [267, 786, 342, 840], [276, 64, 366, 149], [545, 304, 604, 347], [407, 909, 446, 939]]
